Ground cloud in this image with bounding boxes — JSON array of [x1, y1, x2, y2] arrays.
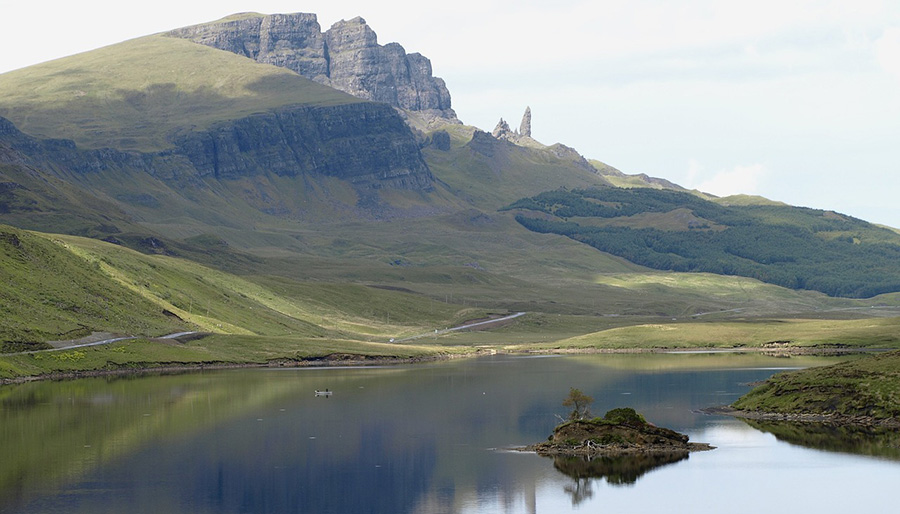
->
[[875, 26, 900, 81], [687, 162, 769, 197]]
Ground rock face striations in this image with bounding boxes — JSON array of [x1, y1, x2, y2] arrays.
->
[[0, 103, 430, 191], [172, 103, 432, 189], [169, 13, 456, 120]]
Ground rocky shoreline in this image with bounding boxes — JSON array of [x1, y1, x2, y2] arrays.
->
[[703, 406, 900, 429]]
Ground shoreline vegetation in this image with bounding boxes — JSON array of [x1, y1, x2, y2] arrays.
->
[[5, 344, 899, 434], [0, 333, 900, 386], [721, 350, 900, 428], [0, 341, 893, 386], [517, 405, 714, 458]]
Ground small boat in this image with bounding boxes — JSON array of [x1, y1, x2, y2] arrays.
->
[[314, 389, 332, 397]]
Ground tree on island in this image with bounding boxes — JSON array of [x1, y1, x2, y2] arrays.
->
[[563, 387, 594, 421]]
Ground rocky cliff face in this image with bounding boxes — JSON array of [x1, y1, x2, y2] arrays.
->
[[169, 13, 456, 120], [0, 101, 432, 191], [173, 103, 432, 189]]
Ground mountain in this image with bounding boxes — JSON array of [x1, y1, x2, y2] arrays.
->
[[0, 33, 448, 238], [1, 10, 898, 356], [0, 34, 430, 187]]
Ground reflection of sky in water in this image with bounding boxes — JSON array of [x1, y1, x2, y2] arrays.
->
[[2, 354, 898, 514], [523, 420, 900, 514]]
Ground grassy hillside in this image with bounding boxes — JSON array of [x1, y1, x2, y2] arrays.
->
[[3, 220, 899, 381], [508, 187, 900, 297], [526, 317, 900, 351], [422, 137, 611, 211], [0, 159, 144, 237], [732, 350, 900, 422], [0, 225, 187, 348], [0, 224, 481, 349], [0, 34, 359, 152]]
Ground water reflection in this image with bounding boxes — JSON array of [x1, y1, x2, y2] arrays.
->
[[549, 451, 689, 484], [549, 452, 689, 505], [0, 353, 882, 514], [742, 419, 900, 460]]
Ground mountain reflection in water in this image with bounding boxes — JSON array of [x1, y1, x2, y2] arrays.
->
[[3, 353, 896, 514], [742, 419, 900, 460], [547, 451, 689, 505]]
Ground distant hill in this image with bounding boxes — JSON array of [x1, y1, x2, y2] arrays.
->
[[507, 187, 900, 297]]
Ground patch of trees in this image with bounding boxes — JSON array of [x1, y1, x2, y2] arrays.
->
[[509, 188, 900, 298]]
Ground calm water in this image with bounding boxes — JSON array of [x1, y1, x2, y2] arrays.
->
[[1, 353, 898, 513]]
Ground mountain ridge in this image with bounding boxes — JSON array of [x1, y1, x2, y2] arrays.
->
[[168, 13, 456, 120]]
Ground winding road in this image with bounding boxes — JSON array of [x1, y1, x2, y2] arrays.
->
[[395, 312, 526, 342], [5, 312, 528, 357], [5, 331, 200, 356]]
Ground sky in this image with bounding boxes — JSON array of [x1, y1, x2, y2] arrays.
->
[[2, 1, 899, 228]]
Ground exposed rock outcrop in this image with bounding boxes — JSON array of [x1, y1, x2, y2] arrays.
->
[[491, 118, 512, 139], [0, 102, 432, 191], [491, 107, 540, 147], [426, 130, 451, 151], [169, 13, 457, 120], [467, 129, 515, 158], [173, 103, 432, 188], [519, 106, 532, 137]]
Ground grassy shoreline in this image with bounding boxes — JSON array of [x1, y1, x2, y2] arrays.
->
[[0, 352, 464, 386], [725, 350, 900, 427], [1, 337, 891, 386]]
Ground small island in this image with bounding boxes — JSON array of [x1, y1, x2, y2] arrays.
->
[[525, 407, 714, 457], [521, 389, 713, 457]]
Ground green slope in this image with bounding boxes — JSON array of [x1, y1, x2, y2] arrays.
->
[[0, 224, 479, 348], [508, 187, 900, 298], [0, 34, 360, 152], [0, 159, 141, 237], [0, 225, 187, 347], [732, 350, 900, 422], [421, 125, 614, 211]]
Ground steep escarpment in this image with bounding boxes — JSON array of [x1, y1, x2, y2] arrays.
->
[[172, 102, 432, 188], [0, 102, 431, 191], [168, 13, 456, 119]]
